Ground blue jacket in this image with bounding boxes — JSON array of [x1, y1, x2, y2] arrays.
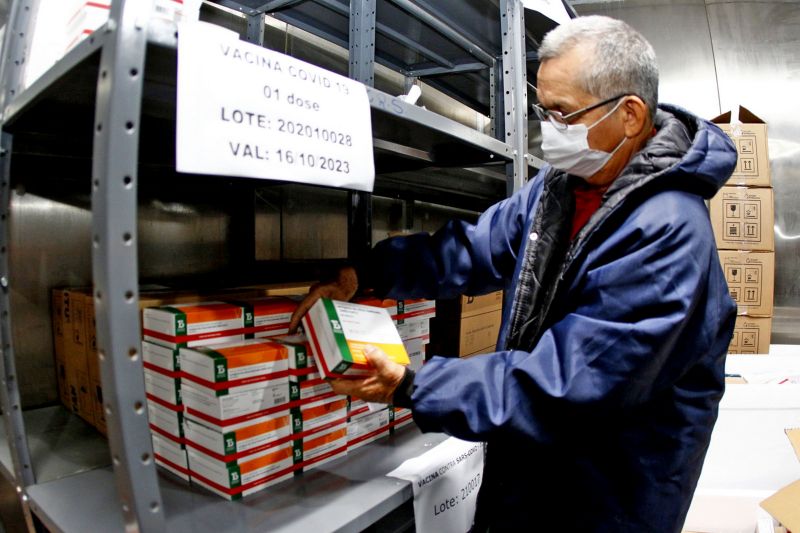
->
[[368, 105, 737, 532]]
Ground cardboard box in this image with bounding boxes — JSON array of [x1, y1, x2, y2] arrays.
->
[[396, 299, 436, 324], [290, 396, 348, 435], [64, 289, 94, 422], [142, 301, 248, 349], [718, 251, 775, 316], [181, 378, 289, 424], [303, 299, 409, 378], [180, 339, 289, 387], [397, 319, 430, 344], [227, 296, 297, 339], [292, 424, 348, 473], [710, 186, 774, 251], [91, 376, 106, 435], [188, 442, 295, 500], [51, 290, 70, 409], [436, 291, 503, 319], [430, 309, 502, 357], [184, 409, 292, 459], [711, 106, 771, 187], [347, 409, 390, 450], [390, 407, 414, 432], [403, 337, 425, 371], [153, 432, 190, 482], [728, 316, 772, 354], [759, 429, 800, 531], [144, 367, 182, 406], [289, 372, 334, 403], [147, 398, 185, 442]]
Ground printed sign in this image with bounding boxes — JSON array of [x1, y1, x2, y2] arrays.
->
[[388, 437, 484, 533], [176, 22, 375, 191]]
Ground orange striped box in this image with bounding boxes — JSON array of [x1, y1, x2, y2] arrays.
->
[[289, 371, 334, 403], [144, 367, 181, 406], [290, 396, 348, 434], [184, 409, 291, 459], [229, 297, 297, 339], [142, 340, 181, 373], [143, 302, 248, 349], [180, 339, 289, 386], [302, 298, 409, 379], [147, 398, 184, 442], [390, 407, 414, 433], [181, 378, 289, 423], [153, 432, 190, 482], [347, 409, 390, 450], [188, 442, 294, 500], [271, 334, 317, 372], [293, 424, 348, 474]]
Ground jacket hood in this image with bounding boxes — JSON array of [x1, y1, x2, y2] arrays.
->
[[607, 103, 737, 200]]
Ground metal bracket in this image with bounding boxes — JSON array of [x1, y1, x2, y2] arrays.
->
[[246, 13, 265, 45], [92, 1, 166, 531]]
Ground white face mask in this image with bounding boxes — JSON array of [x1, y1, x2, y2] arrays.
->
[[540, 99, 628, 179]]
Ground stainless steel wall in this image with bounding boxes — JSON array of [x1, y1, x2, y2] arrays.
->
[[574, 0, 800, 344]]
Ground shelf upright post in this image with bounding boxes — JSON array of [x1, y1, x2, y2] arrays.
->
[[0, 1, 39, 530], [347, 0, 376, 262], [246, 13, 265, 45], [500, 0, 528, 195], [91, 1, 167, 531]]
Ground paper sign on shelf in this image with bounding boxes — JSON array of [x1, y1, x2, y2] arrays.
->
[[176, 22, 375, 192], [388, 437, 484, 533], [523, 0, 571, 25]]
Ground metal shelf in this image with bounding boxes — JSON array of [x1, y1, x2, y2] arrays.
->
[[27, 425, 446, 533], [4, 37, 511, 201], [214, 0, 561, 115], [0, 406, 110, 486]]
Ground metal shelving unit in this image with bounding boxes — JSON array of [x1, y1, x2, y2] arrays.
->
[[0, 0, 565, 531]]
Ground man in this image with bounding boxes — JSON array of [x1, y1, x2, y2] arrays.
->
[[290, 15, 737, 532]]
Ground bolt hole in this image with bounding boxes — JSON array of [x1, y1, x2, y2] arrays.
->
[[125, 290, 134, 302], [129, 347, 138, 360], [134, 401, 144, 414], [96, 123, 102, 132], [93, 179, 99, 189], [141, 453, 151, 465], [113, 455, 120, 466], [125, 121, 134, 132], [96, 290, 102, 301], [123, 175, 133, 188], [101, 70, 107, 79], [130, 68, 138, 77], [150, 502, 160, 513], [123, 232, 132, 245]]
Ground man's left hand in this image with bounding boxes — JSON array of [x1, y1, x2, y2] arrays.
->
[[329, 345, 406, 404]]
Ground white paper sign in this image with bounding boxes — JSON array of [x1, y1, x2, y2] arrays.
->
[[388, 437, 484, 533], [523, 0, 571, 25], [176, 22, 375, 191]]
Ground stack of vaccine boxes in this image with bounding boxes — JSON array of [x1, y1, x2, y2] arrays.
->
[[710, 106, 775, 354], [142, 297, 350, 500]]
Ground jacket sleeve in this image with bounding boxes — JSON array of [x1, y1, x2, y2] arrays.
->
[[360, 174, 543, 300], [408, 194, 730, 444]]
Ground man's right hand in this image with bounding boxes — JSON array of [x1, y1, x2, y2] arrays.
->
[[288, 266, 359, 333]]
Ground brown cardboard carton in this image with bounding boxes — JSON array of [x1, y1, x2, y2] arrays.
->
[[430, 308, 502, 357], [436, 291, 503, 319], [727, 316, 771, 354], [758, 429, 800, 531], [710, 186, 774, 251], [64, 290, 94, 423], [718, 251, 774, 316], [711, 106, 771, 187], [51, 289, 70, 409]]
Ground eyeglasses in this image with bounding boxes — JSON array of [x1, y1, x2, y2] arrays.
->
[[530, 91, 630, 131]]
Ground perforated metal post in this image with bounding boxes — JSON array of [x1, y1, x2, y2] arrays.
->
[[92, 1, 166, 531], [500, 0, 528, 195], [348, 0, 376, 262], [246, 13, 265, 45], [0, 1, 39, 530]]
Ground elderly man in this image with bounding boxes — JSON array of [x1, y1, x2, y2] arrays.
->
[[290, 15, 737, 532]]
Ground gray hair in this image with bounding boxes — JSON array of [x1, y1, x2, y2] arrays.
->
[[538, 15, 658, 120]]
